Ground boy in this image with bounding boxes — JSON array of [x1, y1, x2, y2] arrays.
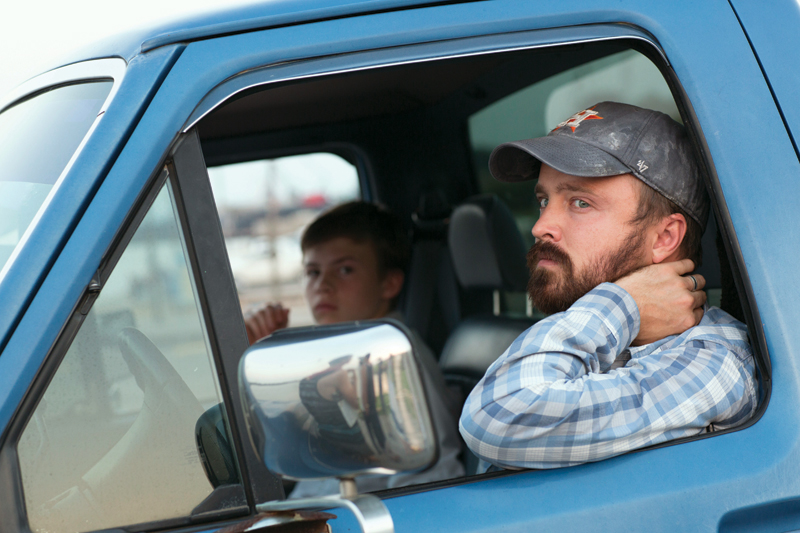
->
[[245, 201, 464, 495]]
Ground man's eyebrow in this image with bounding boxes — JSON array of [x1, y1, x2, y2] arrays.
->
[[555, 182, 596, 195], [534, 181, 597, 195]]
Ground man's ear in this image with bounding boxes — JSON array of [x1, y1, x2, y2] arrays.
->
[[651, 213, 687, 264], [381, 269, 405, 301]]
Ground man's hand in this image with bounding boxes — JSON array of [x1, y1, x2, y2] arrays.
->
[[245, 303, 290, 345], [614, 259, 706, 345], [316, 369, 360, 408]]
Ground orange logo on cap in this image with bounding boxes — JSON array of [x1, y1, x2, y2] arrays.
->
[[553, 108, 603, 132]]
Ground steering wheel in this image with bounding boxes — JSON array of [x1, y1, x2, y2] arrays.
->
[[35, 328, 212, 532]]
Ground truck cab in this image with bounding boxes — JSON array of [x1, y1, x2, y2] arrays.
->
[[0, 1, 798, 532]]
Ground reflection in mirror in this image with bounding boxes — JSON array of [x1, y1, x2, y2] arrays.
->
[[240, 320, 437, 482]]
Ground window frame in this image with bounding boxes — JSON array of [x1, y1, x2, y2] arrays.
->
[[202, 142, 372, 202], [0, 59, 126, 288], [193, 25, 770, 495], [169, 130, 283, 506]]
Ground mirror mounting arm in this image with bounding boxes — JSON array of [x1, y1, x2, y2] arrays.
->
[[256, 490, 394, 533]]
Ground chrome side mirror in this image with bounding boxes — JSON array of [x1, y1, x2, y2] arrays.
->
[[239, 319, 438, 533]]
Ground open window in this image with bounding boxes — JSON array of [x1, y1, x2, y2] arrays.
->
[[191, 26, 766, 492], [192, 28, 763, 490]]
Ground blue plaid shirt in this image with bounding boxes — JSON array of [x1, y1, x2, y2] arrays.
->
[[459, 282, 757, 469]]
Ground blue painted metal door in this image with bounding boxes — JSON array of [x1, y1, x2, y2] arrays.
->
[[3, 1, 800, 532]]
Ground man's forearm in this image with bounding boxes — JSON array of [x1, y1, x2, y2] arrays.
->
[[459, 283, 640, 468], [458, 284, 756, 470]]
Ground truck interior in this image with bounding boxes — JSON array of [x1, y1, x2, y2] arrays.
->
[[195, 35, 764, 488]]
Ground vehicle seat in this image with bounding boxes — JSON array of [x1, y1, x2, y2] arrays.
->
[[697, 212, 744, 323], [698, 213, 721, 292], [440, 194, 533, 474], [439, 194, 534, 406], [400, 191, 461, 356]]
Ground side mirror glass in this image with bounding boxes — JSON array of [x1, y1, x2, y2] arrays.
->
[[239, 319, 438, 482]]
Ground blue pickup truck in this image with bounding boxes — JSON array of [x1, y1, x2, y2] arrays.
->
[[1, 0, 798, 532]]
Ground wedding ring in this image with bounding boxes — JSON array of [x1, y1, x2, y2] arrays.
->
[[688, 274, 698, 292]]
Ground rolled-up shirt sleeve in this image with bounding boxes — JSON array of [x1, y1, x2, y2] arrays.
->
[[459, 282, 757, 469]]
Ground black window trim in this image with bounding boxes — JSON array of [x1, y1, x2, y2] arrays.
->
[[169, 130, 284, 507]]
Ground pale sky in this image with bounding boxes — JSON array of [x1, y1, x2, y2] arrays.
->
[[0, 0, 360, 210], [0, 0, 265, 99]]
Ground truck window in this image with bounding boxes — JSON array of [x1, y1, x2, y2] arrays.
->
[[17, 174, 241, 533], [208, 152, 360, 328], [194, 34, 756, 490], [0, 81, 112, 277]]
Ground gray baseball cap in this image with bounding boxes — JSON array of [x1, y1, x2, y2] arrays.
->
[[488, 101, 709, 227]]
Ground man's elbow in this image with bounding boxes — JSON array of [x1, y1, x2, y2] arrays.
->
[[458, 403, 511, 466], [458, 401, 578, 470], [458, 414, 498, 466]]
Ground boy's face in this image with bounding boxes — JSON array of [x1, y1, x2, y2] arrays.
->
[[303, 236, 403, 325]]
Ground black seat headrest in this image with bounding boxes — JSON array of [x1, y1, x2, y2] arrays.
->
[[448, 195, 529, 292], [439, 315, 534, 380]]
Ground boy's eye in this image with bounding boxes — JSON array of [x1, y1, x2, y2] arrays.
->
[[572, 199, 590, 209], [305, 268, 320, 278], [339, 265, 354, 275]]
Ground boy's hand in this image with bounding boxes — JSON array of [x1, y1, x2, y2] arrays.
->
[[245, 303, 290, 345], [614, 259, 706, 346]]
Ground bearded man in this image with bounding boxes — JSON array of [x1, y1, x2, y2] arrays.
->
[[459, 102, 757, 469]]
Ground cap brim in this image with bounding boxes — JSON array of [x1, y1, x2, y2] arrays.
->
[[489, 136, 630, 182]]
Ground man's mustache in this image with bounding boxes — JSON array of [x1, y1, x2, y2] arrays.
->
[[527, 240, 571, 270]]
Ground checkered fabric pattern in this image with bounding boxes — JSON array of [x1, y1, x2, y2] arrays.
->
[[459, 282, 757, 469]]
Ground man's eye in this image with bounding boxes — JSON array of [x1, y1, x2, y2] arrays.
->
[[538, 197, 548, 209], [572, 199, 590, 209]]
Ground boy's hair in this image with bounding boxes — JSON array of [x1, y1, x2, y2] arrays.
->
[[301, 201, 412, 276]]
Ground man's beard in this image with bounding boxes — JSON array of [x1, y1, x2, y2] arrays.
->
[[527, 230, 646, 315]]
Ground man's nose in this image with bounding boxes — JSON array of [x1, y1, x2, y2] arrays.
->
[[531, 206, 562, 242]]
